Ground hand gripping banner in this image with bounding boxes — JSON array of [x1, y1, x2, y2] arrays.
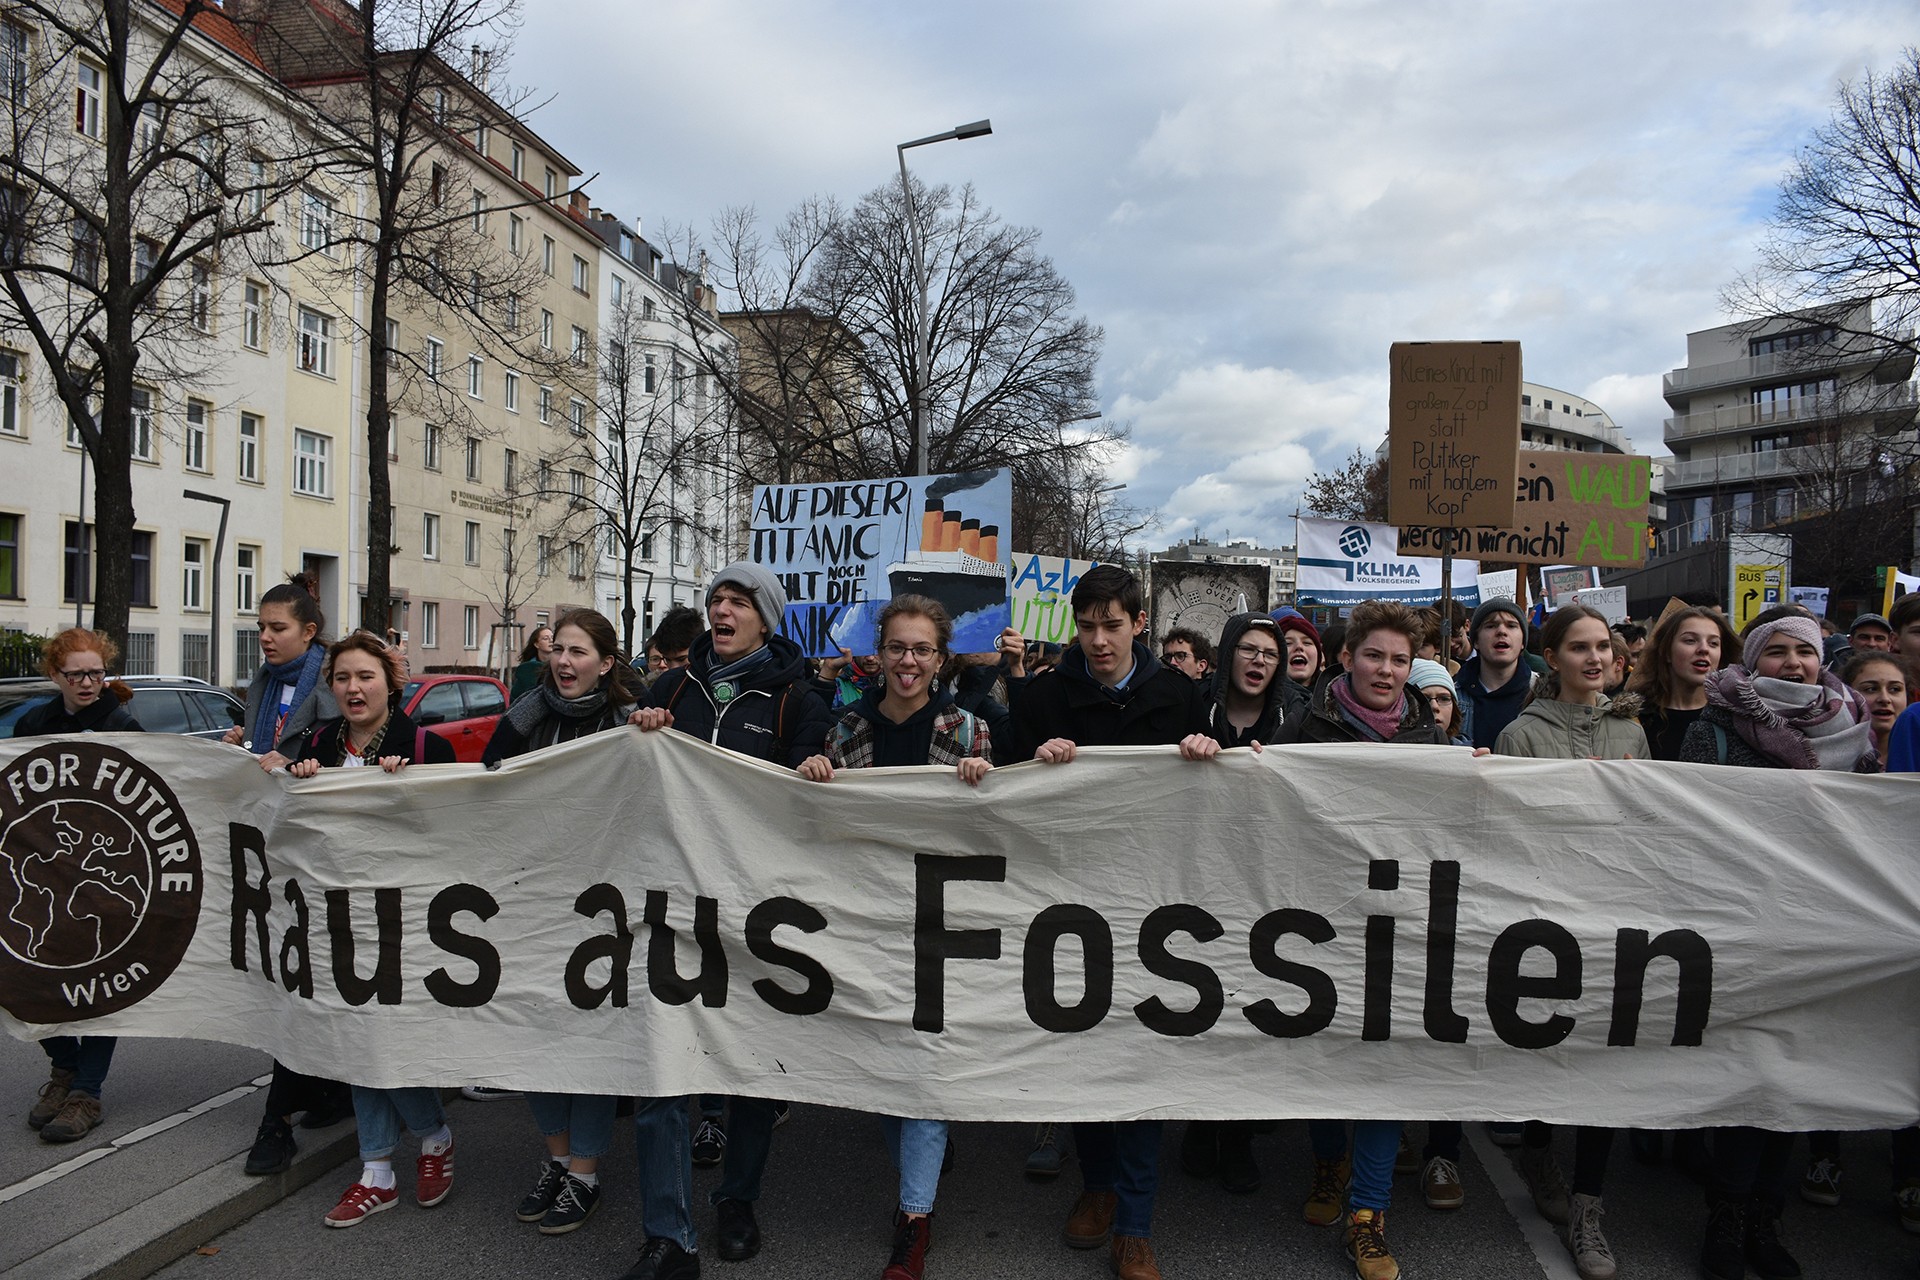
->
[[2, 731, 1917, 1129]]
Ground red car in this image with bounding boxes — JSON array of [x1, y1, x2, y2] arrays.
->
[[401, 674, 509, 763]]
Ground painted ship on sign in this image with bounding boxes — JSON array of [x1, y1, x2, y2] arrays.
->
[[888, 498, 1004, 618]]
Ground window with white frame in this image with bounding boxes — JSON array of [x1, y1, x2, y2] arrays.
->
[[643, 353, 657, 393], [244, 154, 267, 217], [473, 120, 488, 156], [463, 520, 479, 564], [0, 350, 19, 435], [0, 23, 26, 110], [642, 297, 655, 321], [183, 400, 209, 472], [293, 429, 329, 496], [238, 412, 260, 481], [537, 385, 552, 423], [421, 337, 442, 382], [296, 306, 332, 376], [433, 87, 449, 124], [537, 458, 551, 492], [467, 355, 483, 398], [424, 423, 441, 470], [539, 309, 553, 349], [421, 600, 439, 648], [300, 189, 334, 254], [544, 167, 557, 198], [182, 538, 206, 610], [464, 435, 480, 482], [466, 269, 481, 315], [470, 189, 485, 232], [504, 293, 520, 330], [130, 388, 153, 461], [243, 281, 265, 350], [503, 447, 518, 488], [463, 605, 479, 649], [510, 142, 524, 181], [568, 468, 585, 503], [568, 541, 585, 579], [508, 213, 523, 255], [612, 275, 624, 305], [572, 255, 588, 293], [570, 326, 588, 365], [542, 236, 554, 275], [383, 317, 399, 366], [189, 262, 212, 332], [136, 101, 162, 155], [422, 512, 440, 560], [569, 398, 587, 435], [536, 534, 551, 576], [75, 62, 102, 139], [235, 544, 257, 613], [503, 370, 519, 412]]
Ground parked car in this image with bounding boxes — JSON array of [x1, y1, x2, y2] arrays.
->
[[401, 673, 509, 763], [0, 675, 243, 740]]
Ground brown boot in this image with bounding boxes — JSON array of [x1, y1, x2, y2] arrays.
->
[[1064, 1189, 1118, 1249], [883, 1211, 931, 1280], [1346, 1208, 1400, 1280], [28, 1068, 74, 1130], [40, 1092, 102, 1143], [1110, 1234, 1162, 1280]]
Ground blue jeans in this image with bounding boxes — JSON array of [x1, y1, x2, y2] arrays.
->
[[350, 1085, 444, 1161], [1074, 1119, 1162, 1237], [880, 1117, 949, 1215], [1308, 1119, 1401, 1212], [528, 1092, 617, 1160], [41, 1036, 116, 1098], [634, 1095, 779, 1250]]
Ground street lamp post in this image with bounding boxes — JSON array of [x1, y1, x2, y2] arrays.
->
[[896, 119, 992, 476], [183, 488, 230, 686]]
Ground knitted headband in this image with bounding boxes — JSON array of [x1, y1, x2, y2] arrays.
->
[[1741, 614, 1823, 669]]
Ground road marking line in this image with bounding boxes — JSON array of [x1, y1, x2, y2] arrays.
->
[[0, 1075, 269, 1206], [1466, 1123, 1582, 1280]]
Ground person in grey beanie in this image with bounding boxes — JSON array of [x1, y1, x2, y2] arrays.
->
[[1455, 598, 1535, 749]]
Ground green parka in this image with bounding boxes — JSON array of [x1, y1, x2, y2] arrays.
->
[[1494, 691, 1648, 761]]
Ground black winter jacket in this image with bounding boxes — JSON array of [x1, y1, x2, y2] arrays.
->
[[1206, 613, 1309, 748], [1008, 640, 1210, 759], [642, 633, 831, 768], [482, 691, 637, 765], [299, 707, 456, 767], [1278, 675, 1449, 745], [950, 661, 1015, 766], [12, 690, 143, 736]]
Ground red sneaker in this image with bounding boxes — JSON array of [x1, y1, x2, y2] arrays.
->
[[416, 1139, 454, 1207], [324, 1182, 397, 1228]]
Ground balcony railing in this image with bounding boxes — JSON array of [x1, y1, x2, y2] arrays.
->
[[1520, 402, 1628, 451], [1664, 380, 1918, 442], [1662, 329, 1916, 396]]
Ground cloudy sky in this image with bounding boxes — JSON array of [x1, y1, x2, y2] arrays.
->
[[511, 0, 1910, 549]]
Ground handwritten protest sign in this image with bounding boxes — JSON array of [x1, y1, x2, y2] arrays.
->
[[1397, 451, 1652, 568], [1388, 341, 1522, 530], [749, 469, 1011, 657], [1008, 552, 1099, 644]]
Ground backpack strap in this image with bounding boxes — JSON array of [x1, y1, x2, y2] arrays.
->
[[1712, 722, 1729, 766], [770, 685, 794, 762]]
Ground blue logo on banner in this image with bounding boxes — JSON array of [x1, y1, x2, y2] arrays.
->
[[1338, 525, 1372, 558]]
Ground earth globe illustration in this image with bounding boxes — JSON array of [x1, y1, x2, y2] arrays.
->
[[0, 800, 152, 969]]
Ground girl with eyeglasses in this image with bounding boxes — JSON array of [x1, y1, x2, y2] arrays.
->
[[795, 594, 993, 1280], [14, 628, 141, 1144]]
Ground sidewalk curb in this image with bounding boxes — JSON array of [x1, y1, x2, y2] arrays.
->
[[8, 1119, 358, 1280]]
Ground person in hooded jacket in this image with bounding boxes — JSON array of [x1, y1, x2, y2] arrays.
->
[[1494, 605, 1647, 1280], [14, 628, 141, 1144], [1678, 605, 1878, 1280], [622, 562, 831, 1280]]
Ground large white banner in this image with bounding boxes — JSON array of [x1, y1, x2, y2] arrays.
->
[[1296, 516, 1481, 609], [3, 732, 1917, 1129]]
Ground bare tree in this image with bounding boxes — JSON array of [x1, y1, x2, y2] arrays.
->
[[0, 0, 317, 651], [1303, 447, 1390, 522], [1778, 417, 1920, 599]]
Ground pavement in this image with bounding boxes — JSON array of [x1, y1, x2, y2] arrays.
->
[[4, 1028, 1917, 1279]]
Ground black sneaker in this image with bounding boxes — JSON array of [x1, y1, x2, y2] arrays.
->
[[244, 1117, 297, 1176], [517, 1159, 567, 1222], [715, 1196, 760, 1261], [1700, 1197, 1746, 1280], [540, 1173, 601, 1235], [298, 1088, 353, 1130], [691, 1117, 726, 1167], [621, 1237, 700, 1279], [1744, 1197, 1801, 1280]]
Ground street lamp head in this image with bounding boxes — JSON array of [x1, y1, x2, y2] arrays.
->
[[953, 119, 992, 140]]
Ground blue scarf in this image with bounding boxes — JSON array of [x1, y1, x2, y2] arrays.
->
[[250, 645, 324, 754], [705, 644, 778, 706]]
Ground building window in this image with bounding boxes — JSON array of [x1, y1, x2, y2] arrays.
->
[[71, 218, 99, 285], [470, 189, 485, 231], [183, 399, 209, 472], [642, 297, 656, 321], [424, 423, 441, 470], [572, 255, 589, 293], [425, 336, 443, 380], [0, 511, 18, 598], [503, 528, 514, 573], [299, 189, 334, 254], [296, 306, 332, 376], [235, 626, 260, 678], [293, 429, 330, 497], [134, 238, 157, 294], [433, 87, 449, 125], [1752, 433, 1792, 453], [0, 349, 19, 435], [1750, 327, 1836, 357], [182, 538, 206, 610], [612, 275, 625, 305], [75, 62, 102, 139], [537, 384, 552, 423], [508, 213, 523, 255], [421, 600, 439, 648], [1752, 380, 1835, 415], [464, 435, 480, 482], [643, 353, 656, 393], [189, 262, 212, 332], [243, 281, 265, 350], [544, 167, 557, 198], [130, 388, 153, 460], [463, 605, 479, 650], [568, 468, 585, 503], [179, 631, 209, 683], [236, 544, 257, 613], [238, 412, 260, 481], [0, 22, 27, 110], [503, 370, 519, 412], [466, 269, 481, 315], [640, 529, 654, 561], [539, 309, 553, 349], [569, 398, 587, 435], [243, 153, 267, 217], [537, 458, 551, 492], [504, 293, 520, 330], [542, 236, 554, 275], [510, 142, 524, 181], [467, 354, 483, 398], [568, 541, 585, 579], [1772, 489, 1796, 524], [422, 512, 440, 560], [122, 630, 155, 675], [463, 520, 480, 564], [537, 534, 551, 576], [130, 530, 152, 607], [570, 326, 588, 365], [503, 447, 517, 488], [63, 520, 91, 602]]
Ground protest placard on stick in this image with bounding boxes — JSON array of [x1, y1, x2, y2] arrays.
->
[[1387, 340, 1522, 531]]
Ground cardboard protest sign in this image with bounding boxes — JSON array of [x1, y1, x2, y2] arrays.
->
[[1788, 586, 1830, 618], [1388, 341, 1522, 530], [749, 469, 1011, 657], [1541, 565, 1600, 611], [1296, 516, 1480, 608], [1572, 586, 1629, 625], [1008, 552, 1099, 644], [1397, 451, 1653, 568], [1149, 561, 1269, 647]]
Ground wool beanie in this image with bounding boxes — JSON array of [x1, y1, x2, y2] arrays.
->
[[1273, 612, 1321, 647], [1409, 657, 1457, 698], [707, 561, 788, 638], [1741, 613, 1823, 669], [1470, 598, 1526, 639]]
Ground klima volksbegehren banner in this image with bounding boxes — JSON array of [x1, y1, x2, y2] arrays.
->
[[1296, 515, 1481, 609], [2, 732, 1917, 1130]]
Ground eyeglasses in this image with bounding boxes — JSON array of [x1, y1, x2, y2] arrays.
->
[[59, 668, 108, 683], [1425, 690, 1456, 704], [880, 643, 940, 661], [1161, 650, 1195, 664], [1234, 644, 1281, 665], [651, 652, 690, 670]]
